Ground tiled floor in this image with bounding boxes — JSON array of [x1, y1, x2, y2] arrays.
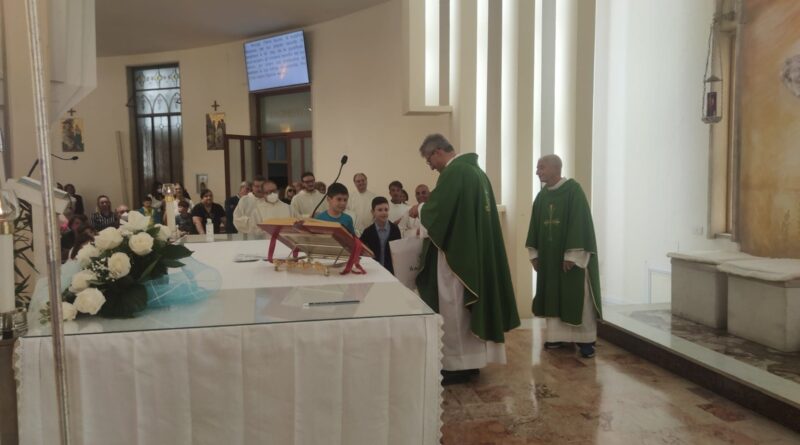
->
[[440, 326, 800, 444], [626, 307, 800, 385]]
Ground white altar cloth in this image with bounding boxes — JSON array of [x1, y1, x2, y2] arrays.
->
[[187, 238, 399, 290], [16, 238, 442, 445]]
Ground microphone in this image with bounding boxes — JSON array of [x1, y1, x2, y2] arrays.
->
[[27, 154, 80, 177], [310, 155, 348, 218], [53, 154, 79, 161]]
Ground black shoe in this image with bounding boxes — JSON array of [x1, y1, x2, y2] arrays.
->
[[577, 342, 596, 358], [544, 341, 565, 349], [441, 369, 478, 386]]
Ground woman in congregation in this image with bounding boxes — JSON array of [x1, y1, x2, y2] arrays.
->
[[90, 195, 118, 232], [191, 189, 227, 234], [163, 182, 194, 224], [60, 214, 90, 263]]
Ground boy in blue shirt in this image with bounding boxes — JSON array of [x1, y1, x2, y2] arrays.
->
[[314, 182, 356, 235]]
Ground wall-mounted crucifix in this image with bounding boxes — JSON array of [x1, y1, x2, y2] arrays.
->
[[67, 108, 77, 117], [211, 101, 221, 111]]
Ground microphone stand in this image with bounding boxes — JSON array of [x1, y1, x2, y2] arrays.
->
[[310, 156, 347, 218], [27, 154, 79, 177]]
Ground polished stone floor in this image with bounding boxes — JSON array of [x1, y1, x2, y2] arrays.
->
[[627, 308, 800, 385], [440, 326, 800, 444]]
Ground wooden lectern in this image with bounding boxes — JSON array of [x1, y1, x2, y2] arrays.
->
[[258, 218, 374, 276]]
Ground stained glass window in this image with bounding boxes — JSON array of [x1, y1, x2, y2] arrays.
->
[[130, 65, 183, 201]]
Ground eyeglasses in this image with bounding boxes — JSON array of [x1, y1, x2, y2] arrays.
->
[[425, 151, 436, 165]]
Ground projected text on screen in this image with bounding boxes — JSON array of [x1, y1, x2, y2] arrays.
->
[[245, 31, 309, 91]]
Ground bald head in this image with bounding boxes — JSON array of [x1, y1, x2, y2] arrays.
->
[[536, 154, 563, 187], [539, 154, 563, 171], [415, 184, 430, 203]]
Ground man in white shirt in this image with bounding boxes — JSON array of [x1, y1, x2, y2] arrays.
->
[[290, 171, 326, 218], [347, 172, 378, 234], [388, 180, 409, 224], [398, 184, 430, 238], [233, 177, 290, 234]]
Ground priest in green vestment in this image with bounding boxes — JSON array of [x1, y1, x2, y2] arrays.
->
[[526, 154, 602, 358], [409, 134, 520, 383]]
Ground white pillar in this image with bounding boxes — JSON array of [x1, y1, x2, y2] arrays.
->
[[449, 0, 477, 153], [484, 0, 502, 197], [574, 0, 596, 200], [501, 0, 537, 319]]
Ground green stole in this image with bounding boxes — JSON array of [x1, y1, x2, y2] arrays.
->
[[415, 153, 521, 343], [526, 179, 602, 324]]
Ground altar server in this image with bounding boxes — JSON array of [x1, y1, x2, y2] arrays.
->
[[233, 177, 290, 235]]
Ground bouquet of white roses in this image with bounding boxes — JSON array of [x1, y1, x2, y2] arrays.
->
[[62, 212, 193, 318]]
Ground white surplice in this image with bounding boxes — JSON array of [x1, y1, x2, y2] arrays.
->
[[389, 202, 410, 224], [347, 190, 377, 234], [398, 211, 421, 238], [233, 193, 291, 235], [290, 189, 325, 218]]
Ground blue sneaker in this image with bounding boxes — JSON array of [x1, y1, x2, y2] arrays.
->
[[577, 342, 596, 358]]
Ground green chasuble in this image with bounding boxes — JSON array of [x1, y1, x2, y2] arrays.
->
[[526, 179, 602, 325], [415, 153, 521, 343]]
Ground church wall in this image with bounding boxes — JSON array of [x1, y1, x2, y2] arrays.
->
[[592, 0, 736, 304], [7, 0, 446, 210], [306, 0, 447, 198], [738, 0, 800, 258]]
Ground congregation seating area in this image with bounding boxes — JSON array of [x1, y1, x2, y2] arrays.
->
[[669, 251, 800, 352]]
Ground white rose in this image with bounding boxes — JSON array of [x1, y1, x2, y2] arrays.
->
[[154, 224, 171, 242], [62, 302, 77, 321], [129, 232, 154, 256], [122, 211, 151, 233], [68, 270, 97, 293], [95, 227, 124, 251], [107, 252, 132, 279], [75, 244, 100, 267], [73, 288, 106, 315]]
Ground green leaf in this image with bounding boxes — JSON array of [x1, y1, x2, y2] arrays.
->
[[161, 259, 185, 268], [137, 255, 161, 282], [97, 284, 148, 318], [161, 244, 193, 260]]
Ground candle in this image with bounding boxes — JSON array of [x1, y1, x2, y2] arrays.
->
[[164, 196, 176, 237], [161, 183, 176, 238], [0, 190, 18, 314]]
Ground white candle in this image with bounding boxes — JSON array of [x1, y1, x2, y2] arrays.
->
[[164, 196, 176, 237], [0, 232, 14, 313]]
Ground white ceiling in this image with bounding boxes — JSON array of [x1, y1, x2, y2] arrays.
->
[[96, 0, 389, 56]]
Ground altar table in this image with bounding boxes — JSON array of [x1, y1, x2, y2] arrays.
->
[[15, 237, 442, 445]]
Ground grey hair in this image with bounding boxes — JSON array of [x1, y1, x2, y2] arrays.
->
[[539, 154, 563, 171], [353, 172, 367, 181], [419, 134, 455, 157], [239, 181, 250, 188]]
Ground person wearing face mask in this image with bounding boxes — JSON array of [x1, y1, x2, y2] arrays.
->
[[233, 176, 290, 235]]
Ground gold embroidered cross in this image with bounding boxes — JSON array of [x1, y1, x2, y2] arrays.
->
[[544, 204, 560, 241]]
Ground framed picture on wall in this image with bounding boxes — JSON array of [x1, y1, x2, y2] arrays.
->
[[206, 112, 226, 150], [61, 117, 85, 152], [196, 174, 209, 195]]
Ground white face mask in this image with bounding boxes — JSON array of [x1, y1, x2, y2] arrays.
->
[[266, 193, 279, 203]]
